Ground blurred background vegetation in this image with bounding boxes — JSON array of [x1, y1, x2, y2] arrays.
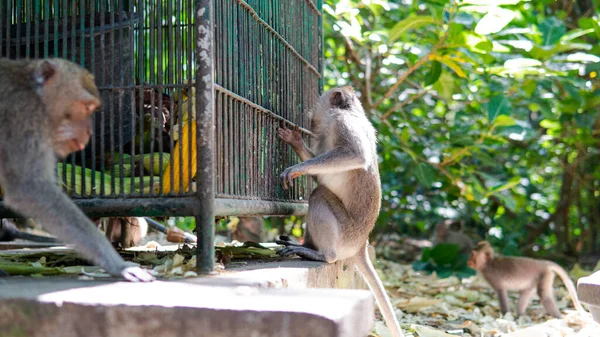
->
[[317, 0, 600, 263]]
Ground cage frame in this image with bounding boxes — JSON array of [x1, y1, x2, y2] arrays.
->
[[0, 0, 324, 274]]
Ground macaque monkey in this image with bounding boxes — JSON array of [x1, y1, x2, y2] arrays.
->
[[467, 241, 585, 317], [277, 86, 404, 337], [0, 58, 153, 281], [101, 217, 148, 248], [432, 220, 474, 255], [231, 217, 264, 243]]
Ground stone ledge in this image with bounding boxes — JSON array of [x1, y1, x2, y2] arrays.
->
[[186, 259, 367, 290], [578, 271, 600, 323], [0, 279, 374, 337]]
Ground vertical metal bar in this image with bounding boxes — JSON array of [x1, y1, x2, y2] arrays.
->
[[117, 1, 125, 198], [24, 0, 30, 58], [15, 0, 21, 59], [195, 0, 215, 274], [0, 1, 3, 59], [317, 0, 323, 92]]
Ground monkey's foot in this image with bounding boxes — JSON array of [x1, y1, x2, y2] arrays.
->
[[275, 235, 303, 247], [277, 245, 327, 262]]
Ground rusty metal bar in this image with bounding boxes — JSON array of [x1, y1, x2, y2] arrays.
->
[[0, 197, 199, 218], [195, 0, 215, 275], [215, 199, 308, 217], [236, 0, 320, 77], [215, 84, 314, 137]]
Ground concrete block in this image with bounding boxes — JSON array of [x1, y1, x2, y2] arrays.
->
[[188, 259, 366, 290], [578, 270, 600, 323], [0, 278, 374, 337]]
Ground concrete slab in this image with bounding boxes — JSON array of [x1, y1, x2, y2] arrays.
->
[[0, 257, 374, 337], [0, 279, 373, 337], [577, 271, 600, 323], [187, 259, 367, 290]]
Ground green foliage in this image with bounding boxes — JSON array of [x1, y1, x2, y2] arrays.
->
[[412, 244, 476, 279], [323, 0, 600, 256]]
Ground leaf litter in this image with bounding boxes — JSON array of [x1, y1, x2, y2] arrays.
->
[[369, 260, 599, 337]]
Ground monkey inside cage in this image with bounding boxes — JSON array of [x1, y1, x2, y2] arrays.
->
[[0, 0, 323, 273]]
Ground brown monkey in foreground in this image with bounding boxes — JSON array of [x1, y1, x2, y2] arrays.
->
[[0, 58, 153, 281], [277, 86, 404, 337], [467, 241, 585, 317], [432, 220, 474, 255]]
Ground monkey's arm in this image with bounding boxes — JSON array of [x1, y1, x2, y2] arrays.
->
[[293, 143, 314, 162], [281, 148, 367, 189], [2, 180, 153, 281]]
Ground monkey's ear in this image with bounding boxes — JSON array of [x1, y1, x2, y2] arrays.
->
[[330, 90, 352, 109], [33, 61, 57, 85], [483, 250, 493, 263]]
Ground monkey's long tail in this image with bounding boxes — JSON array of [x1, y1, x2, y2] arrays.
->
[[354, 242, 405, 337], [0, 219, 59, 243], [550, 264, 587, 315]]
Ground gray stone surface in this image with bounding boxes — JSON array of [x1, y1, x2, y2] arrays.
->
[[578, 270, 600, 323], [0, 259, 374, 337], [191, 259, 368, 290]]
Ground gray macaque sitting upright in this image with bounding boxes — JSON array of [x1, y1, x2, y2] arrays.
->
[[277, 86, 404, 337]]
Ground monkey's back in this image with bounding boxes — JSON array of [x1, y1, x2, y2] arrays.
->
[[484, 256, 551, 291]]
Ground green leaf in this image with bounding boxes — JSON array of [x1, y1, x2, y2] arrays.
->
[[497, 193, 517, 211], [389, 16, 436, 43], [539, 119, 561, 129], [438, 57, 467, 78], [578, 18, 600, 40], [461, 0, 527, 4], [493, 115, 516, 128], [433, 70, 455, 101], [424, 61, 442, 86], [539, 17, 566, 46], [454, 268, 477, 279], [561, 28, 594, 41], [474, 8, 515, 35], [489, 177, 521, 193], [487, 94, 511, 122], [421, 247, 432, 262], [414, 162, 437, 186], [412, 261, 431, 271], [430, 244, 461, 265], [436, 267, 453, 279]]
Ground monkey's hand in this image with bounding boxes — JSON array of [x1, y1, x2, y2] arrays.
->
[[281, 165, 306, 190], [119, 262, 155, 282], [278, 124, 304, 151]]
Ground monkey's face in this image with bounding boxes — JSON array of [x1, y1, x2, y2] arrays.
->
[[52, 80, 99, 158], [467, 250, 488, 270], [53, 117, 94, 158], [316, 86, 362, 114], [36, 60, 101, 158]]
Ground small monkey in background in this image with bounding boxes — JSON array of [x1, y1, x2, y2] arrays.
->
[[277, 86, 404, 337], [101, 217, 149, 248], [0, 58, 153, 281], [468, 241, 586, 317], [432, 220, 474, 255]]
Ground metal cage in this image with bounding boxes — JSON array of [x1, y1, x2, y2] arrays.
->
[[0, 0, 322, 272]]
